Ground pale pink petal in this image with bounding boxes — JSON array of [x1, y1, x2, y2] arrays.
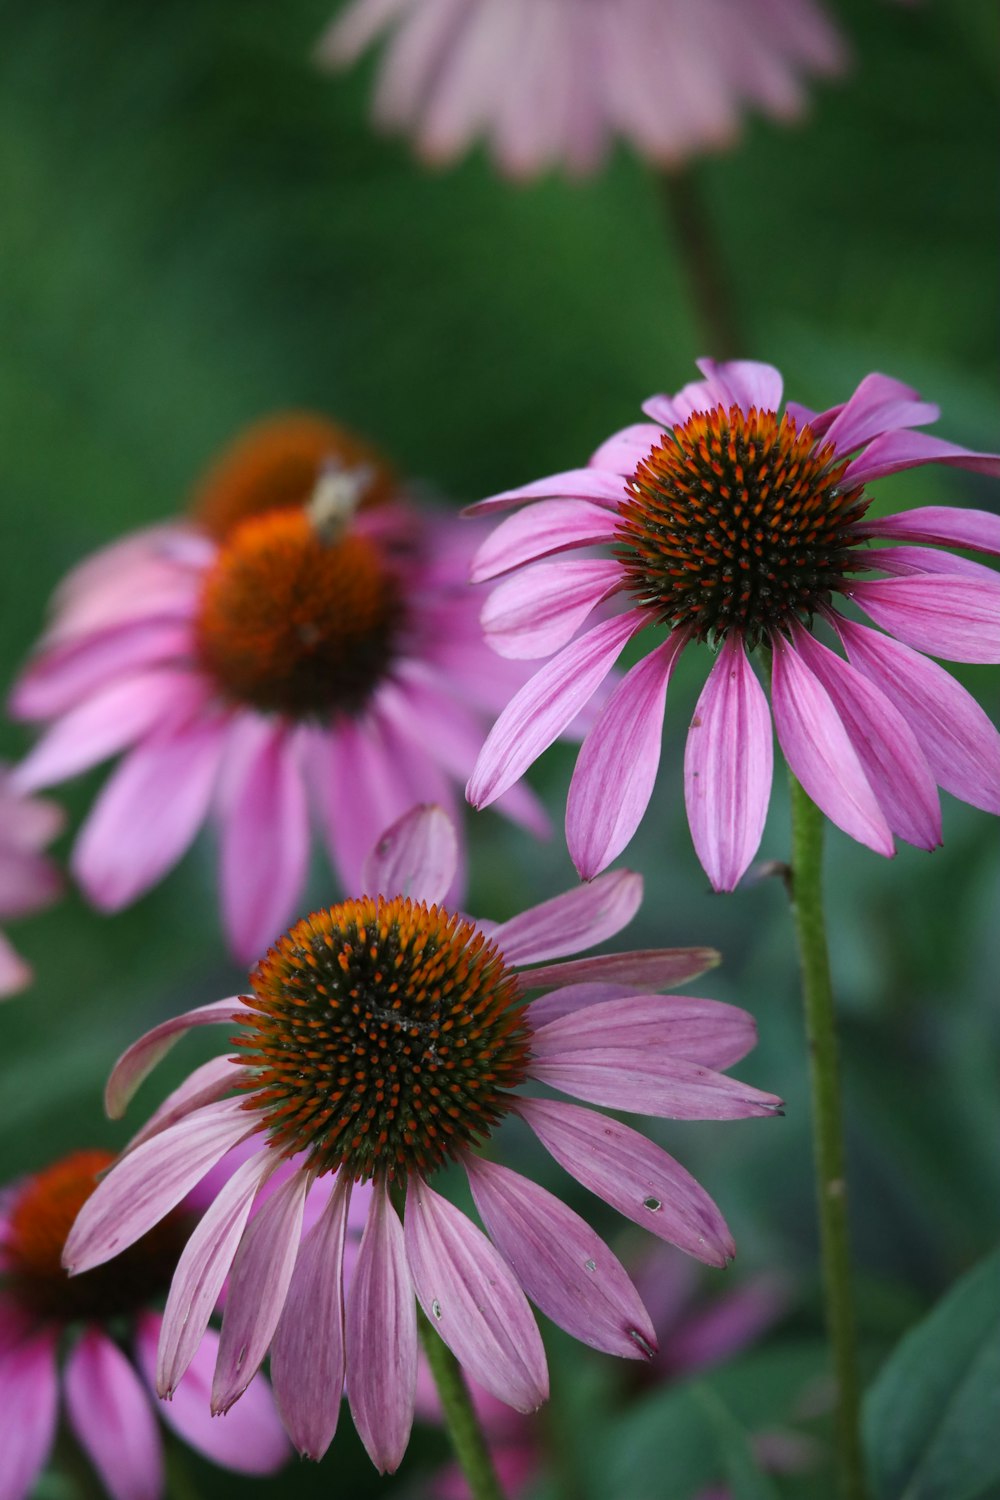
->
[[531, 993, 758, 1071], [318, 0, 414, 65], [854, 505, 1000, 557], [0, 847, 61, 918], [10, 620, 192, 722], [770, 636, 893, 855], [820, 372, 939, 454], [345, 1184, 417, 1473], [844, 429, 1000, 487], [666, 1272, 790, 1373], [568, 633, 687, 878], [212, 1170, 311, 1414], [467, 610, 647, 809], [526, 980, 643, 1029], [695, 359, 783, 415], [851, 576, 1000, 662], [361, 803, 458, 905], [0, 781, 65, 849], [469, 498, 621, 582], [465, 468, 629, 517], [0, 1329, 59, 1500], [0, 932, 32, 999], [491, 868, 642, 967], [517, 946, 718, 992], [865, 546, 998, 583], [466, 1157, 656, 1360], [529, 1044, 780, 1120], [684, 635, 773, 892], [270, 1174, 352, 1459], [105, 998, 242, 1118], [482, 559, 622, 660], [404, 1177, 548, 1412], [515, 1098, 734, 1266], [589, 423, 663, 474], [65, 1329, 163, 1500], [124, 1055, 238, 1154]]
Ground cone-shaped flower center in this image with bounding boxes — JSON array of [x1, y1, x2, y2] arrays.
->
[[616, 405, 869, 647], [191, 413, 397, 541], [237, 898, 532, 1181], [5, 1151, 188, 1323], [195, 509, 403, 718]]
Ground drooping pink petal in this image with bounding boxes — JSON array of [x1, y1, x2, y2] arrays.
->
[[820, 372, 939, 454], [529, 1043, 781, 1121], [770, 636, 893, 855], [467, 609, 647, 809], [844, 429, 1000, 487], [64, 1098, 257, 1274], [853, 504, 1000, 557], [124, 1055, 238, 1155], [851, 576, 1000, 663], [404, 1177, 548, 1413], [270, 1174, 352, 1459], [361, 803, 458, 905], [531, 993, 758, 1071], [865, 546, 998, 583], [515, 1098, 734, 1266], [345, 1184, 417, 1473], [695, 359, 783, 415], [482, 559, 622, 660], [526, 980, 643, 1029], [65, 1329, 163, 1500], [491, 868, 642, 967], [568, 633, 687, 878], [466, 1156, 656, 1361], [666, 1272, 790, 1374], [0, 848, 61, 919], [589, 422, 664, 474], [516, 946, 719, 992], [0, 1329, 59, 1500], [0, 931, 32, 999], [212, 1169, 311, 1414], [464, 468, 629, 517], [10, 620, 192, 722], [684, 635, 773, 891], [469, 499, 621, 582], [105, 998, 243, 1119]]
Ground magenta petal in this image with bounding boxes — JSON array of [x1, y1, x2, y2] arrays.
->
[[469, 499, 620, 582], [695, 359, 783, 415], [467, 610, 646, 809], [10, 620, 192, 722], [770, 636, 893, 855], [0, 932, 32, 999], [64, 1098, 256, 1274], [854, 504, 1000, 558], [361, 803, 458, 905], [65, 1329, 163, 1500], [212, 1170, 310, 1414], [851, 576, 1000, 663], [568, 634, 686, 879], [684, 636, 773, 891], [822, 372, 939, 454], [0, 1329, 58, 1500], [844, 429, 1000, 487], [491, 868, 642, 967], [466, 1158, 655, 1361], [270, 1174, 352, 1460], [482, 559, 622, 660], [531, 993, 759, 1071], [345, 1185, 417, 1473], [465, 468, 628, 517], [529, 1045, 780, 1121], [866, 546, 998, 583], [124, 1055, 237, 1155], [589, 422, 664, 474], [404, 1177, 548, 1413], [516, 1098, 734, 1266], [527, 981, 643, 1029], [517, 946, 719, 992], [105, 998, 241, 1118]]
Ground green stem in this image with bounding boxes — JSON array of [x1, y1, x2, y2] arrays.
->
[[787, 774, 868, 1500], [418, 1306, 506, 1500], [658, 166, 743, 359]]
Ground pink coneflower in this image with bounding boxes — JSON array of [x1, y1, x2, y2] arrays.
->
[[467, 360, 1000, 890], [0, 769, 63, 997], [0, 1149, 288, 1500], [318, 0, 847, 179], [64, 805, 781, 1474], [10, 415, 545, 962]]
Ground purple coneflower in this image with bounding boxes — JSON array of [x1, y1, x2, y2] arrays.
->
[[0, 770, 63, 997], [10, 415, 545, 962], [64, 806, 780, 1474], [467, 360, 1000, 890], [0, 1149, 288, 1500], [318, 0, 846, 179]]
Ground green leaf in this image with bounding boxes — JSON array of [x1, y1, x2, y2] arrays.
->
[[692, 1385, 783, 1500]]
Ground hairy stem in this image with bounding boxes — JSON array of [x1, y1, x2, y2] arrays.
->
[[418, 1306, 506, 1500]]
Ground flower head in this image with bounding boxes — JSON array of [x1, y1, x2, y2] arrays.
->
[[11, 414, 546, 961], [318, 0, 846, 179], [64, 805, 780, 1474], [0, 770, 63, 997], [0, 1149, 288, 1500], [467, 360, 1000, 890]]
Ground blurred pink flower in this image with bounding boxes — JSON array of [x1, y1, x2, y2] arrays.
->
[[11, 416, 547, 962], [0, 1149, 289, 1500], [467, 360, 1000, 889], [0, 769, 63, 998], [318, 0, 847, 179], [64, 805, 780, 1474]]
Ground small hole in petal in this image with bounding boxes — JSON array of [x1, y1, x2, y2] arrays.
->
[[642, 1196, 662, 1212], [431, 1299, 443, 1320], [584, 1258, 597, 1272]]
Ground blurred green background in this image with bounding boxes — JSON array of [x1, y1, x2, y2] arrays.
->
[[1, 0, 998, 1496]]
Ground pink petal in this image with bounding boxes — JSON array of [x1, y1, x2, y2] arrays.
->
[[531, 993, 759, 1071], [124, 1055, 238, 1155], [270, 1174, 352, 1459], [482, 559, 622, 660], [0, 847, 61, 919], [63, 1098, 256, 1274], [404, 1177, 548, 1412], [469, 499, 621, 583], [526, 980, 644, 1029], [465, 1157, 656, 1360], [516, 946, 718, 992], [465, 468, 629, 517], [695, 359, 783, 415], [0, 1330, 59, 1500], [821, 372, 939, 454], [666, 1272, 790, 1373], [854, 505, 1000, 558], [684, 636, 773, 891], [515, 1098, 734, 1266], [65, 1329, 163, 1500], [361, 803, 458, 905], [212, 1169, 311, 1414], [105, 997, 242, 1119], [491, 868, 642, 967], [568, 634, 686, 879], [589, 423, 664, 474], [10, 620, 192, 722], [467, 610, 646, 809], [770, 636, 894, 855], [0, 931, 32, 999], [844, 429, 1000, 487], [865, 546, 998, 582], [529, 1046, 781, 1121], [345, 1185, 417, 1473], [850, 576, 1000, 662]]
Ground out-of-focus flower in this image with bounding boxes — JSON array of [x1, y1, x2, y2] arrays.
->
[[0, 769, 63, 997], [0, 1149, 289, 1500], [64, 805, 781, 1474], [318, 0, 847, 179], [11, 414, 546, 962], [467, 360, 1000, 890]]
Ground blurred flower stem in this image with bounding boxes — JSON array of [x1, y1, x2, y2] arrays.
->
[[418, 1306, 506, 1500], [658, 168, 742, 359], [787, 774, 868, 1500]]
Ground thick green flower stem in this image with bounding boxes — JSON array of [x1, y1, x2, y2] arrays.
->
[[788, 774, 868, 1500], [658, 167, 743, 360], [417, 1307, 506, 1500]]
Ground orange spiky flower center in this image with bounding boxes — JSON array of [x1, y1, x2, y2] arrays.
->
[[195, 508, 403, 718], [235, 897, 532, 1181], [4, 1151, 188, 1324], [616, 405, 870, 647]]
